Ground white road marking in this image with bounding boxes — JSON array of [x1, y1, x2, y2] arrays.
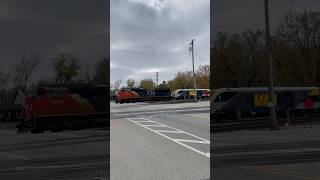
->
[[127, 117, 210, 158], [129, 118, 209, 142], [175, 139, 210, 144], [133, 121, 151, 123], [155, 130, 184, 133], [144, 124, 167, 127]]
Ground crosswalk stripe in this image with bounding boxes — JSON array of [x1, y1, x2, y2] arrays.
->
[[127, 117, 210, 158], [174, 139, 209, 144]]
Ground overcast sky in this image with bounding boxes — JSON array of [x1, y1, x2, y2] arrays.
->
[[212, 0, 320, 43], [1, 0, 319, 89], [110, 0, 210, 87], [0, 0, 108, 87]]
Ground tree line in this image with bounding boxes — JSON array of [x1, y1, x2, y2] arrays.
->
[[112, 64, 210, 91], [212, 10, 320, 88], [0, 53, 109, 104]]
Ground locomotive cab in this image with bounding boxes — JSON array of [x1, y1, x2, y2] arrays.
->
[[24, 85, 107, 133]]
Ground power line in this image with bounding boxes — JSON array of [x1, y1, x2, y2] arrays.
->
[[195, 54, 210, 63]]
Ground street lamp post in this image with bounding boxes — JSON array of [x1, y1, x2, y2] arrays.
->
[[264, 0, 277, 129]]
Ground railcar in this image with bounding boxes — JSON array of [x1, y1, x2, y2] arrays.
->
[[23, 85, 108, 133], [172, 89, 210, 100], [211, 87, 320, 121], [115, 88, 172, 103]]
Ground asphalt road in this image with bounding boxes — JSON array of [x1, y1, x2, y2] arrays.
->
[[4, 100, 318, 180], [0, 128, 108, 179], [213, 124, 320, 180], [3, 100, 318, 180], [111, 101, 210, 180]]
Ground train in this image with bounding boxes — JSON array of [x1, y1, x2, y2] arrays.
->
[[18, 85, 108, 133], [211, 87, 320, 121], [115, 88, 210, 103], [115, 88, 172, 103], [171, 89, 210, 100]]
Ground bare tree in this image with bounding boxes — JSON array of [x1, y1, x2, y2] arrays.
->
[[14, 53, 40, 93], [213, 32, 241, 87], [139, 79, 156, 90], [277, 10, 320, 85], [114, 79, 123, 90], [196, 65, 210, 89], [51, 54, 80, 85], [0, 71, 10, 104], [92, 58, 109, 86], [240, 30, 265, 86], [211, 10, 320, 88], [84, 61, 92, 84], [126, 79, 136, 88], [0, 71, 10, 89], [168, 71, 193, 90]]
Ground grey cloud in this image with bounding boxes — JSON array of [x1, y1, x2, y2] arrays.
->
[[111, 0, 210, 85], [0, 0, 108, 85], [213, 0, 320, 35]]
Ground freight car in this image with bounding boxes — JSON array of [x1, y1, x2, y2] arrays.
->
[[172, 89, 210, 100], [115, 88, 172, 103], [21, 85, 108, 133], [211, 87, 320, 121]]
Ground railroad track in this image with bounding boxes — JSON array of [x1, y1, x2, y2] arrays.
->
[[0, 154, 109, 179], [112, 98, 209, 105], [212, 114, 320, 132]]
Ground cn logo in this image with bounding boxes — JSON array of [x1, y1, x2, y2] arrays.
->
[[147, 90, 155, 96]]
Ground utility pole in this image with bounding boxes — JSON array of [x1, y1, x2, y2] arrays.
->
[[156, 72, 159, 86], [189, 39, 197, 103], [264, 0, 277, 130]]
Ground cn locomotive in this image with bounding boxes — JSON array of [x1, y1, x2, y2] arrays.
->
[[19, 85, 108, 133], [211, 87, 320, 121], [115, 88, 172, 103]]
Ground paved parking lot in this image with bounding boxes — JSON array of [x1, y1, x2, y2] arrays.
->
[[111, 101, 210, 180]]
